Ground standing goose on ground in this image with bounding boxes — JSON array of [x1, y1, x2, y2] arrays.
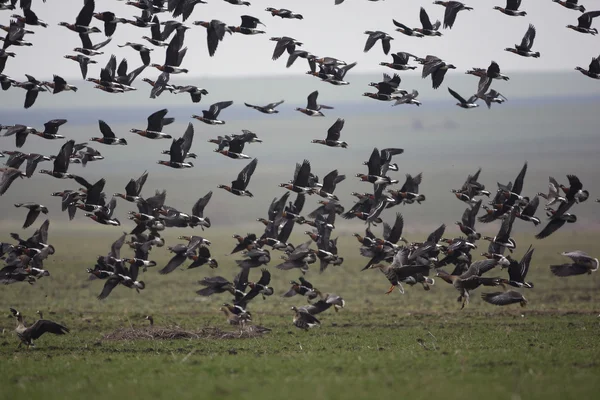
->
[[14, 203, 48, 229], [245, 100, 284, 114], [550, 250, 598, 276], [192, 101, 233, 125], [130, 108, 174, 139], [296, 90, 333, 116], [363, 30, 394, 54], [91, 120, 127, 145], [218, 158, 258, 197], [434, 1, 473, 29], [422, 55, 456, 89], [505, 24, 540, 58], [9, 308, 69, 348], [448, 87, 478, 109], [312, 118, 347, 148], [481, 291, 528, 307], [553, 0, 586, 13], [39, 140, 75, 179], [415, 7, 442, 36], [567, 11, 600, 34], [575, 54, 600, 79], [494, 0, 527, 16]]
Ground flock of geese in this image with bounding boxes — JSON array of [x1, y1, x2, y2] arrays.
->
[[1, 0, 599, 347]]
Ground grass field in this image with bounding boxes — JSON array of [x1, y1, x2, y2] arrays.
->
[[1, 229, 599, 400]]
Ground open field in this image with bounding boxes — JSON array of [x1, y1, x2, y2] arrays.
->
[[1, 230, 599, 400]]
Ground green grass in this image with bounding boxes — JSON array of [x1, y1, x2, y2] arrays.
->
[[1, 230, 599, 400]]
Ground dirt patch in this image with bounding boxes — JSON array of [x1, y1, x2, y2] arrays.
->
[[102, 326, 271, 341]]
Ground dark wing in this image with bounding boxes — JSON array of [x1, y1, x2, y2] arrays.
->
[[589, 56, 600, 75], [481, 291, 524, 306], [535, 218, 566, 240], [366, 147, 381, 176], [512, 162, 527, 196], [192, 191, 213, 217], [521, 195, 539, 217], [518, 245, 534, 281], [134, 171, 149, 195], [294, 159, 311, 187], [97, 276, 120, 300], [75, 0, 95, 27], [159, 253, 187, 275], [386, 213, 404, 243], [321, 170, 338, 194], [147, 108, 169, 131], [28, 319, 69, 339], [565, 174, 583, 201], [426, 223, 446, 244], [443, 3, 460, 29], [520, 24, 536, 51], [306, 90, 318, 109], [419, 7, 433, 30], [98, 120, 116, 138], [110, 232, 127, 260], [363, 31, 381, 53], [550, 263, 589, 277], [497, 207, 517, 242], [233, 158, 258, 190], [208, 101, 233, 119], [431, 68, 449, 89], [53, 140, 75, 173], [43, 119, 67, 135], [326, 118, 344, 141], [448, 87, 466, 104]]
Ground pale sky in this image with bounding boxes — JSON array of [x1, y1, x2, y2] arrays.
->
[[2, 0, 600, 81]]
